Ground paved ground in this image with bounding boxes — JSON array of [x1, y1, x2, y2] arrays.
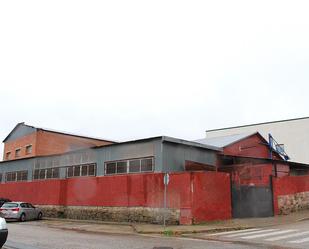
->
[[33, 209, 309, 235], [3, 221, 258, 249], [4, 210, 309, 249], [192, 219, 309, 249]]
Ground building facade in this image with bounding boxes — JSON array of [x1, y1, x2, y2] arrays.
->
[[0, 122, 307, 223], [3, 123, 114, 161], [206, 117, 309, 164]]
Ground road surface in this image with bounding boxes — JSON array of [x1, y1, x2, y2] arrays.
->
[[3, 221, 258, 249], [202, 219, 309, 249]]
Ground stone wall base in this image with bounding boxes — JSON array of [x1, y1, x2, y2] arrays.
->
[[278, 191, 309, 215], [36, 205, 180, 225]]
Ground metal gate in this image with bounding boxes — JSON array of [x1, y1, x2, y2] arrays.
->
[[231, 179, 274, 218]]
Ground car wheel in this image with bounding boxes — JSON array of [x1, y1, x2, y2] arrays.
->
[[37, 212, 42, 220], [20, 213, 26, 222]]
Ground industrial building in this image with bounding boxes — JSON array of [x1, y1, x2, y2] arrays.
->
[[0, 122, 309, 224]]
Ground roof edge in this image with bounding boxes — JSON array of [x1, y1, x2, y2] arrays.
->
[[162, 136, 222, 151], [38, 128, 117, 143], [206, 116, 309, 133], [2, 122, 117, 143]]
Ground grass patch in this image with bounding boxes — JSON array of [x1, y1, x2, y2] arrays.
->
[[163, 230, 174, 236]]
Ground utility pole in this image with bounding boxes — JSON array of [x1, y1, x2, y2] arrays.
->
[[163, 173, 169, 227]]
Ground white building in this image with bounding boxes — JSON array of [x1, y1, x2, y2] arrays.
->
[[206, 117, 309, 164]]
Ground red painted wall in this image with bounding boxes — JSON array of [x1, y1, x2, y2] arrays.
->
[[222, 163, 273, 187], [0, 172, 231, 224], [191, 172, 232, 222], [223, 134, 282, 160], [272, 175, 309, 215]]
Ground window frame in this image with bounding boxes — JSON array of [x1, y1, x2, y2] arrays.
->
[[5, 152, 11, 160], [33, 167, 61, 181], [15, 148, 21, 158], [105, 157, 154, 175], [25, 144, 33, 155], [66, 163, 97, 178], [5, 170, 28, 182]]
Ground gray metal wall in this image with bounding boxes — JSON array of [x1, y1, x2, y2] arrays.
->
[[161, 142, 217, 172], [95, 139, 163, 175], [0, 158, 35, 181], [5, 124, 36, 142], [0, 137, 219, 181]]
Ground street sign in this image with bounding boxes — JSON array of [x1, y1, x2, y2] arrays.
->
[[163, 173, 169, 185]]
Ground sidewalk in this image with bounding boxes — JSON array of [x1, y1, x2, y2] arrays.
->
[[40, 209, 309, 236]]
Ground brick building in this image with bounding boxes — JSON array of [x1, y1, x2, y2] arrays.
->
[[3, 122, 115, 161]]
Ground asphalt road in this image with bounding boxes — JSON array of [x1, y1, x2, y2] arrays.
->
[[3, 221, 259, 249], [202, 219, 309, 249]]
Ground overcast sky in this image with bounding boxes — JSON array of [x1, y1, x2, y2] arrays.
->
[[1, 0, 309, 159]]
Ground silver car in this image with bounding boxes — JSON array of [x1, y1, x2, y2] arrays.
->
[[0, 202, 43, 221]]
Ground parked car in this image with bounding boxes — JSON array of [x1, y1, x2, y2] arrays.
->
[[0, 202, 42, 222], [0, 199, 11, 207], [0, 217, 8, 248]]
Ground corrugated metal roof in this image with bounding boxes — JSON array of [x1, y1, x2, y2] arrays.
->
[[194, 132, 258, 148], [95, 136, 222, 151], [3, 122, 117, 143]]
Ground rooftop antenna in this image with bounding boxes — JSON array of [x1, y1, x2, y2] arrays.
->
[[268, 133, 290, 161]]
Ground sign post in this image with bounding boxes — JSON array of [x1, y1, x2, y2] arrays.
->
[[163, 173, 169, 227]]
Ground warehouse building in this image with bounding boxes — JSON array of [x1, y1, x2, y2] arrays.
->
[[0, 122, 308, 223], [0, 123, 220, 182]]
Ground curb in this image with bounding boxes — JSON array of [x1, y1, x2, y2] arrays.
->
[[134, 226, 252, 235]]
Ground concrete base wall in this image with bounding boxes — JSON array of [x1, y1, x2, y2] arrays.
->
[[278, 191, 309, 214], [37, 205, 180, 225]]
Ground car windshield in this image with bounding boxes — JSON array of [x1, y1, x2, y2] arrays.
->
[[2, 203, 18, 208]]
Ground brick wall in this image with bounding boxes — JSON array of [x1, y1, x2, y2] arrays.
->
[[35, 130, 113, 156], [3, 132, 37, 160], [3, 130, 114, 160]]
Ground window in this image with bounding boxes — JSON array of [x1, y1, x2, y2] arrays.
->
[[15, 149, 21, 158], [74, 166, 81, 176], [88, 164, 95, 176], [129, 160, 140, 173], [141, 158, 153, 172], [67, 167, 74, 177], [5, 171, 28, 182], [66, 164, 96, 178], [53, 168, 59, 178], [116, 161, 127, 173], [33, 169, 39, 180], [105, 157, 154, 175], [105, 162, 116, 174], [5, 152, 11, 160], [81, 165, 88, 176], [46, 168, 53, 178], [25, 145, 32, 155], [20, 203, 27, 208], [39, 169, 46, 179], [17, 171, 27, 181], [33, 168, 60, 180]]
